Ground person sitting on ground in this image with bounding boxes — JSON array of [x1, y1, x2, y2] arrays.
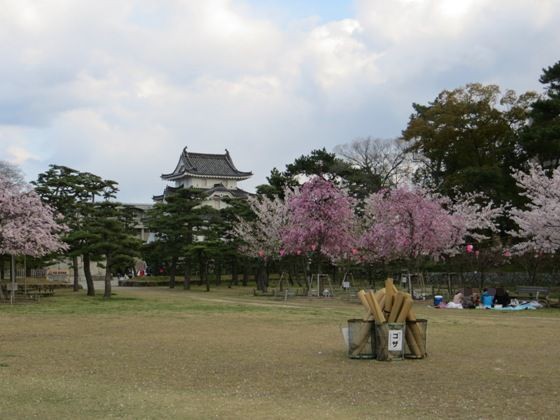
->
[[471, 292, 481, 307], [481, 288, 493, 307], [445, 291, 464, 309], [494, 287, 511, 306], [453, 291, 464, 305]]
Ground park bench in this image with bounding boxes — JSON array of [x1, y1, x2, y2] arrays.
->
[[514, 286, 551, 307]]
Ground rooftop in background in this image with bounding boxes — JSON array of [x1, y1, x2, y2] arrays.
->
[[124, 203, 153, 211], [162, 147, 253, 181]]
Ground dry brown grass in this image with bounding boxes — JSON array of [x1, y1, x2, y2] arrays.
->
[[1, 286, 559, 419]]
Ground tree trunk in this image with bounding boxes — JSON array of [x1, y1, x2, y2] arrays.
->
[[317, 256, 322, 294], [104, 255, 112, 299], [254, 266, 261, 290], [230, 259, 238, 288], [204, 261, 210, 292], [169, 256, 177, 289], [72, 255, 80, 292], [215, 261, 222, 286], [83, 253, 95, 296], [289, 264, 301, 287], [0, 258, 7, 300], [10, 255, 16, 304], [242, 263, 249, 287], [525, 256, 539, 285], [256, 264, 267, 292], [183, 261, 191, 290]]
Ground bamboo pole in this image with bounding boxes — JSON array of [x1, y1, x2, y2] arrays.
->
[[351, 290, 377, 356], [396, 298, 413, 323], [357, 290, 372, 315], [375, 322, 389, 361], [366, 290, 386, 322], [378, 295, 386, 311], [388, 292, 405, 322], [374, 288, 386, 301], [384, 278, 395, 314], [406, 307, 426, 356], [405, 327, 422, 357], [394, 296, 423, 358]]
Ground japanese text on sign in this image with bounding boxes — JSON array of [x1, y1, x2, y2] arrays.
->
[[388, 330, 403, 351]]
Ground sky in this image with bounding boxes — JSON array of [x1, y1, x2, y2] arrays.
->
[[1, 0, 559, 203]]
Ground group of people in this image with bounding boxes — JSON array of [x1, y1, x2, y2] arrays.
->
[[444, 287, 511, 309]]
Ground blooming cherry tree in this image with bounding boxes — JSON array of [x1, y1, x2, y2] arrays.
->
[[0, 173, 67, 257], [233, 188, 294, 260], [1, 168, 67, 302], [281, 177, 357, 261], [510, 163, 560, 253], [444, 191, 503, 244], [233, 188, 296, 291], [359, 187, 464, 263]]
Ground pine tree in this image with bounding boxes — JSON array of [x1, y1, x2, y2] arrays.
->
[[33, 165, 118, 295], [143, 188, 207, 289]]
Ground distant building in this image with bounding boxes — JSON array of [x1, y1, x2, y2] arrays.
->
[[123, 203, 153, 242], [154, 147, 253, 209]]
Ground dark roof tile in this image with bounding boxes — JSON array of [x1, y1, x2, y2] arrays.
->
[[162, 147, 252, 180]]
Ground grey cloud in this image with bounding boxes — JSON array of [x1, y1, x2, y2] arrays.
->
[[1, 0, 559, 202]]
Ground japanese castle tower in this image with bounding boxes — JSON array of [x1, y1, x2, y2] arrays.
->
[[154, 147, 253, 209]]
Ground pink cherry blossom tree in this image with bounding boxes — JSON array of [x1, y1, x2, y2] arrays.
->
[[234, 188, 294, 260], [360, 186, 504, 290], [0, 168, 67, 301], [507, 163, 560, 282], [280, 177, 357, 294], [360, 187, 503, 261], [443, 191, 503, 244], [0, 179, 67, 257], [233, 188, 295, 291], [445, 191, 505, 287], [281, 177, 357, 261], [359, 187, 465, 264], [510, 163, 560, 253]]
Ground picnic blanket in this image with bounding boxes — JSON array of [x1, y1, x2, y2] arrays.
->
[[490, 302, 538, 311], [431, 301, 542, 310]]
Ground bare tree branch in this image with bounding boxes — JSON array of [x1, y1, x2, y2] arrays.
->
[[334, 137, 412, 188]]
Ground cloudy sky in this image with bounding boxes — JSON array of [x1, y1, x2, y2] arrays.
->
[[1, 0, 559, 202]]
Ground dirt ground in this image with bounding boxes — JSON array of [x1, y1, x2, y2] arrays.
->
[[1, 287, 559, 419]]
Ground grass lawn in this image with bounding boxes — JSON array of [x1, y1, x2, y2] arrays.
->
[[1, 286, 559, 419]]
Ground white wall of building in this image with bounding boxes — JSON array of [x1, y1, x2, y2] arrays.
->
[[177, 177, 238, 189]]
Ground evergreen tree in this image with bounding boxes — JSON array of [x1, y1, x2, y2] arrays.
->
[[402, 83, 536, 206], [80, 202, 142, 298], [187, 208, 223, 292], [143, 188, 207, 289], [33, 165, 118, 295], [256, 148, 381, 203], [521, 61, 560, 169]]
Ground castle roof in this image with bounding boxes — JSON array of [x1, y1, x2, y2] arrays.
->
[[161, 147, 252, 181]]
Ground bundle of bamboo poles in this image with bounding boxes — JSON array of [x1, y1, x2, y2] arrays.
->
[[350, 278, 426, 359]]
